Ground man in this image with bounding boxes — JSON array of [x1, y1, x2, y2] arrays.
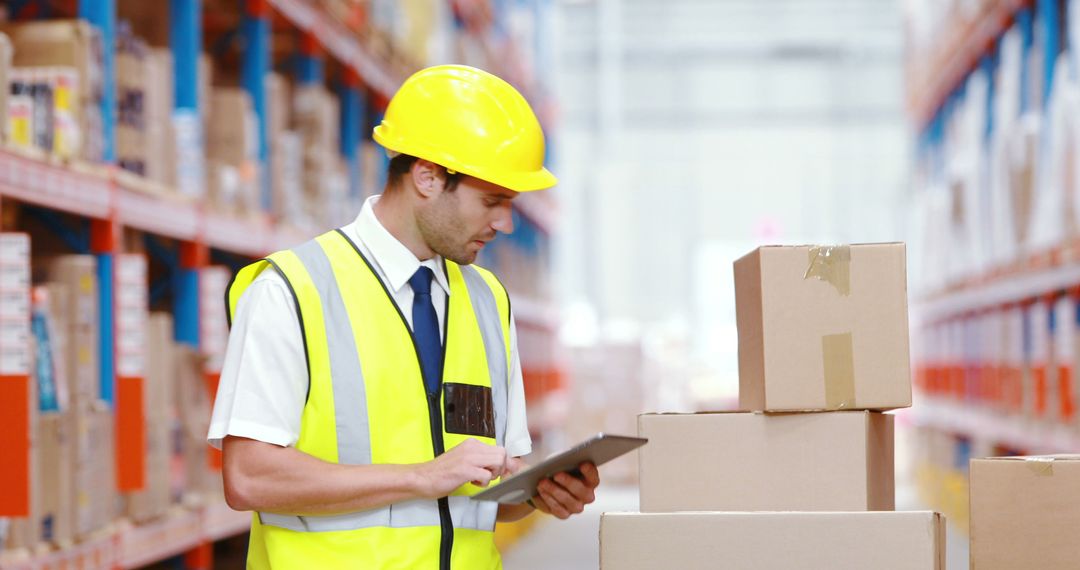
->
[[208, 65, 599, 569]]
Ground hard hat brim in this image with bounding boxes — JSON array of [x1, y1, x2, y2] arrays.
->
[[374, 126, 558, 192]]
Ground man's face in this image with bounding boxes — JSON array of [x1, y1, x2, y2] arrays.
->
[[416, 175, 518, 265]]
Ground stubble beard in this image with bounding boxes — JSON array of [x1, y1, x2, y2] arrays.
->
[[417, 192, 478, 265]]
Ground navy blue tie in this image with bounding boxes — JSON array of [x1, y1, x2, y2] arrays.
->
[[409, 267, 443, 396]]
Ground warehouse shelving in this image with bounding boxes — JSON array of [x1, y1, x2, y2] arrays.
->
[[914, 254, 1080, 323], [0, 500, 249, 570], [907, 0, 1028, 128], [906, 0, 1080, 539], [912, 398, 1080, 453], [0, 0, 561, 566]]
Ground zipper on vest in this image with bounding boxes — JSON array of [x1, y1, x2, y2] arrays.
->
[[428, 391, 454, 570]]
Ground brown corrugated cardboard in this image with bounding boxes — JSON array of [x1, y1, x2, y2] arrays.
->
[[970, 455, 1080, 569], [125, 313, 174, 522], [600, 511, 945, 570], [266, 72, 290, 142], [1, 20, 103, 161], [70, 404, 115, 539], [176, 346, 216, 497], [638, 411, 894, 512], [48, 257, 98, 405], [207, 88, 256, 168], [734, 243, 911, 412], [0, 32, 12, 143], [37, 413, 73, 545]]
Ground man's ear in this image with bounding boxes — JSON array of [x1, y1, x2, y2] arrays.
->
[[410, 159, 442, 198]]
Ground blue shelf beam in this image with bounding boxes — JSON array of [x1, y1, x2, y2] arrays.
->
[[169, 0, 203, 347], [79, 0, 116, 162], [339, 68, 364, 201], [241, 0, 272, 212], [296, 30, 325, 85]]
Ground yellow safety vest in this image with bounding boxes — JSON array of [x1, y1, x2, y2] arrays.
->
[[226, 229, 513, 570]]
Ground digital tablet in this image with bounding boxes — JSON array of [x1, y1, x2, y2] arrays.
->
[[470, 433, 648, 504]]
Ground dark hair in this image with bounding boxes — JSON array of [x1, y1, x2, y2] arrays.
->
[[386, 154, 462, 192]]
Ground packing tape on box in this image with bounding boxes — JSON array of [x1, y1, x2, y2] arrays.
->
[[1025, 457, 1055, 476], [804, 245, 851, 296], [823, 332, 855, 409]]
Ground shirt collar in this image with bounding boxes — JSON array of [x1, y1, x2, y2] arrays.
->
[[353, 195, 451, 296]]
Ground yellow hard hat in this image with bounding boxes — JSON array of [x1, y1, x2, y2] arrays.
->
[[373, 65, 557, 192]]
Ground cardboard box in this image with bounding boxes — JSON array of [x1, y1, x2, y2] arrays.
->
[[734, 243, 911, 412], [638, 411, 894, 512], [207, 87, 256, 167], [70, 404, 115, 539], [1, 20, 103, 161], [266, 72, 290, 142], [125, 313, 174, 522], [48, 256, 98, 406], [37, 413, 73, 545], [600, 511, 945, 570], [176, 346, 218, 497], [0, 32, 12, 143], [970, 455, 1080, 569]]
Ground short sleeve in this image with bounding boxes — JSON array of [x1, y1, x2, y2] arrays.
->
[[207, 269, 308, 450]]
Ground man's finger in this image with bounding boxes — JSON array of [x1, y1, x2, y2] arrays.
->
[[555, 472, 594, 503], [541, 478, 584, 515], [580, 462, 600, 488], [537, 484, 570, 519]]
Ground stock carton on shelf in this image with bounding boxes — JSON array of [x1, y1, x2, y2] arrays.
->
[[970, 456, 1080, 569], [1, 20, 104, 161], [600, 511, 944, 570], [125, 313, 174, 523], [734, 243, 911, 412], [48, 256, 98, 405], [70, 403, 115, 539], [638, 411, 894, 512]]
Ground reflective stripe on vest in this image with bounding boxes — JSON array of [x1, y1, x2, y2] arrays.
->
[[226, 229, 512, 569]]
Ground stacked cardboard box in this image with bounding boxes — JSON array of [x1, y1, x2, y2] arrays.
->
[[602, 244, 945, 569], [124, 313, 175, 523], [47, 256, 116, 540], [294, 84, 346, 227], [0, 33, 11, 143], [206, 87, 260, 216], [267, 73, 305, 225], [1, 20, 105, 162], [115, 27, 149, 175], [969, 455, 1080, 568]]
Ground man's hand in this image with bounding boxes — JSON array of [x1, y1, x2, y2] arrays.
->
[[531, 462, 600, 520], [413, 438, 508, 499]]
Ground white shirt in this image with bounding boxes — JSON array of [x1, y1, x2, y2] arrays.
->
[[208, 195, 533, 458]]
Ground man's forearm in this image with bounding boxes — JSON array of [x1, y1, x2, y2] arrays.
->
[[223, 436, 423, 515]]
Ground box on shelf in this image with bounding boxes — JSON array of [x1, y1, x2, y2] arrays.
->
[[266, 71, 290, 142], [145, 49, 174, 186], [124, 313, 174, 523], [207, 87, 257, 168], [70, 403, 116, 539], [47, 256, 98, 406], [970, 455, 1080, 569], [272, 131, 305, 224], [637, 411, 894, 512], [600, 511, 945, 570], [0, 32, 11, 143], [37, 413, 73, 545], [176, 345, 218, 498], [1, 20, 104, 162], [734, 243, 911, 412]]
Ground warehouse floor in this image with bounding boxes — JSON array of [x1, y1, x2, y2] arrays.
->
[[502, 483, 969, 569]]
